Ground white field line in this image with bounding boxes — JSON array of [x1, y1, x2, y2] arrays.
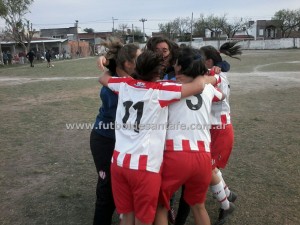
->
[[253, 61, 300, 72], [0, 76, 98, 86]]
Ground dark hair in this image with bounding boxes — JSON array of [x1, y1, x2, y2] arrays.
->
[[116, 43, 139, 70], [101, 37, 123, 60], [135, 50, 163, 81], [145, 37, 179, 66], [200, 41, 242, 65], [101, 37, 139, 72], [176, 46, 208, 78]]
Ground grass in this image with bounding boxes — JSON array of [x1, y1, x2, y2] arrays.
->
[[0, 50, 300, 225], [224, 49, 300, 72], [0, 57, 100, 77]]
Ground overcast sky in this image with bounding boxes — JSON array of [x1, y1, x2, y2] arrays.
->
[[1, 0, 299, 35]]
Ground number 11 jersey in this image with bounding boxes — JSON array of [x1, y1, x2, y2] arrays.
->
[[108, 77, 182, 173]]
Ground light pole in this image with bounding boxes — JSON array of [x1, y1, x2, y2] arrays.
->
[[139, 18, 147, 42], [76, 20, 80, 57], [190, 12, 193, 44], [132, 24, 134, 43], [112, 17, 118, 34]]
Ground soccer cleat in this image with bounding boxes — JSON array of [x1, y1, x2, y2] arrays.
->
[[214, 202, 235, 225], [227, 191, 237, 203], [168, 207, 176, 224]]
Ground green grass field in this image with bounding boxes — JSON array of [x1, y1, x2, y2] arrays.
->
[[0, 50, 299, 225]]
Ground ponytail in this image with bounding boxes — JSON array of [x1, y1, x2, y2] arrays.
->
[[219, 41, 242, 60]]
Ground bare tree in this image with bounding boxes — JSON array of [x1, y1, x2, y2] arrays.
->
[[0, 0, 8, 64], [272, 9, 300, 37], [118, 24, 129, 34], [193, 14, 206, 37], [221, 17, 251, 38], [204, 14, 227, 39], [0, 0, 34, 53], [158, 17, 192, 41], [158, 22, 177, 40]]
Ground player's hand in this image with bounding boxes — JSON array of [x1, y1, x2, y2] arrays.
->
[[210, 66, 221, 75], [97, 56, 107, 71]]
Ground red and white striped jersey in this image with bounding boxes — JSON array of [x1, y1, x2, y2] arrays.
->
[[210, 72, 231, 125], [108, 77, 182, 173], [165, 84, 223, 152]]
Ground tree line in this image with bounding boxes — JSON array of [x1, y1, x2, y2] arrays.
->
[[157, 9, 300, 41]]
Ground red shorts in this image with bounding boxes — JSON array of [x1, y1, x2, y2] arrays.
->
[[111, 163, 161, 224], [159, 151, 211, 209], [210, 124, 234, 169]]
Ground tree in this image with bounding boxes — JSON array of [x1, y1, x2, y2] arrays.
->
[[131, 27, 143, 42], [158, 22, 176, 40], [83, 28, 94, 33], [0, 0, 7, 16], [204, 14, 227, 39], [0, 0, 8, 64], [158, 17, 192, 41], [0, 0, 34, 53], [193, 14, 206, 37], [118, 24, 129, 34], [221, 17, 251, 38], [272, 9, 300, 38]]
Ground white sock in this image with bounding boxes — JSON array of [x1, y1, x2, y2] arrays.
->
[[210, 181, 230, 210], [216, 169, 230, 197]]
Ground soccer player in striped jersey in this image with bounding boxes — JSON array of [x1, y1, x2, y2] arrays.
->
[[90, 37, 141, 225], [154, 46, 224, 225], [201, 42, 242, 225], [99, 50, 211, 225], [174, 42, 242, 225]]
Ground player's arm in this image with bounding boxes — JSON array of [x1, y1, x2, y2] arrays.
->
[[97, 56, 117, 74], [213, 87, 225, 101], [97, 56, 109, 71], [205, 66, 221, 86], [180, 75, 205, 98], [98, 70, 112, 87]]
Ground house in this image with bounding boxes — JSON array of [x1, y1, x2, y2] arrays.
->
[[227, 20, 283, 40], [77, 32, 112, 55], [255, 20, 282, 39]]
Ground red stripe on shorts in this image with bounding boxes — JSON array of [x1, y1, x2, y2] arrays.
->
[[113, 150, 120, 162], [165, 139, 174, 151], [221, 114, 227, 125], [138, 155, 148, 170], [197, 141, 206, 152], [182, 139, 191, 151], [123, 154, 131, 169]]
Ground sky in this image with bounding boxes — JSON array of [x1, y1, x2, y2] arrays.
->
[[0, 0, 299, 36]]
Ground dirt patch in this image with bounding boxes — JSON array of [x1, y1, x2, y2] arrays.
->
[[0, 85, 99, 111], [229, 71, 300, 94]]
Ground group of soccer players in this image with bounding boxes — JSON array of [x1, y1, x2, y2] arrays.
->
[[90, 36, 242, 225]]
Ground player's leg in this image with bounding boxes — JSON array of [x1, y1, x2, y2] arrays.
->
[[191, 203, 210, 225], [174, 186, 190, 225]]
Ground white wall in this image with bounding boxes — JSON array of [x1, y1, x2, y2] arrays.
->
[[177, 38, 300, 50]]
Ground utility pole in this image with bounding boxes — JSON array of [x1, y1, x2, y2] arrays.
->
[[140, 18, 147, 42], [132, 24, 135, 43], [190, 12, 193, 44], [112, 17, 118, 34], [76, 20, 80, 57]]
